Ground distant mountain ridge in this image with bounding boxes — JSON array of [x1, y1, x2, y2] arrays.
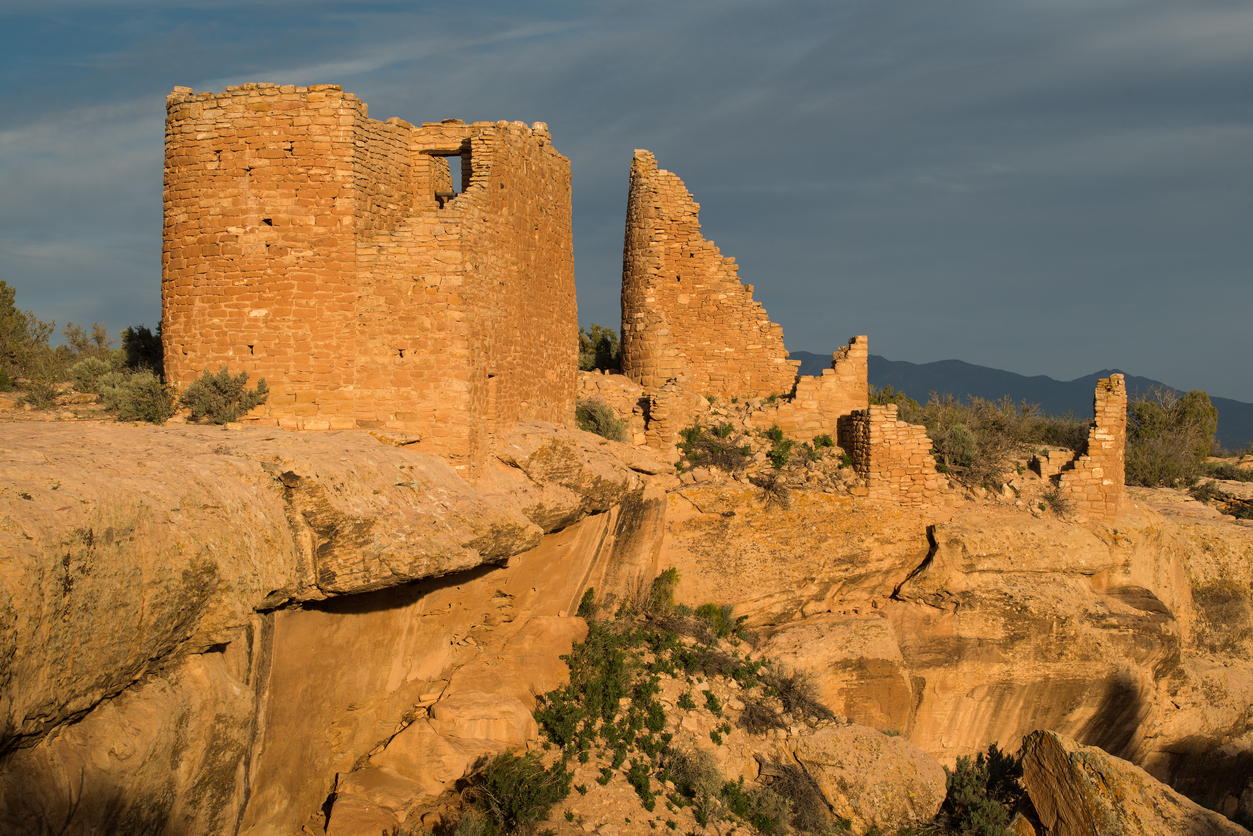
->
[[790, 351, 1253, 451]]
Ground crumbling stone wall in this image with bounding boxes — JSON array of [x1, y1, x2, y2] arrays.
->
[[621, 150, 799, 398], [1057, 374, 1126, 520], [761, 336, 869, 442], [840, 405, 943, 507], [162, 84, 576, 468]]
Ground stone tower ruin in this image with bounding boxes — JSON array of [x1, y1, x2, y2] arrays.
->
[[162, 83, 577, 468], [621, 150, 800, 398]]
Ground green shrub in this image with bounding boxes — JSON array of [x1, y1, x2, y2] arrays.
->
[[1038, 413, 1089, 451], [912, 395, 1053, 490], [1205, 462, 1253, 483], [1126, 387, 1217, 488], [18, 378, 59, 409], [181, 366, 268, 424], [0, 279, 54, 381], [933, 744, 1024, 836], [722, 777, 790, 834], [578, 324, 621, 372], [762, 426, 795, 470], [669, 749, 724, 818], [0, 368, 12, 392], [649, 567, 681, 613], [869, 384, 921, 414], [576, 587, 598, 619], [473, 751, 571, 835], [113, 371, 175, 424], [120, 325, 163, 374], [628, 759, 656, 810], [677, 424, 752, 473], [1190, 480, 1223, 503], [695, 603, 735, 639], [69, 355, 118, 392], [575, 398, 627, 442]]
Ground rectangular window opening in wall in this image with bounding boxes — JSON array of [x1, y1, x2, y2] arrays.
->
[[428, 147, 470, 208]]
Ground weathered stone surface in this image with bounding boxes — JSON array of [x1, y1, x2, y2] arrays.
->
[[1021, 730, 1248, 836], [660, 485, 933, 625], [0, 423, 544, 755], [0, 652, 253, 836], [429, 691, 537, 744], [789, 725, 946, 835], [493, 420, 663, 533], [324, 792, 400, 836], [759, 615, 913, 734], [888, 505, 1187, 764], [164, 85, 577, 467]]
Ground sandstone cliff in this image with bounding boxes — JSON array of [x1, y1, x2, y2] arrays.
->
[[2, 421, 1251, 834]]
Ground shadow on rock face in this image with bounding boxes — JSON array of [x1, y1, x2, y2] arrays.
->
[[303, 561, 502, 616], [1079, 669, 1150, 761], [1152, 736, 1253, 814]]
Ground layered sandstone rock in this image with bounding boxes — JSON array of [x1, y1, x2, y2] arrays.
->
[[0, 421, 668, 836], [790, 726, 947, 835], [1021, 730, 1248, 835]]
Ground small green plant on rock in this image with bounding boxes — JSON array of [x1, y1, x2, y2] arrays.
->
[[576, 397, 628, 442], [469, 751, 572, 836], [760, 426, 796, 470], [1041, 485, 1071, 517], [677, 424, 752, 473], [181, 366, 268, 424]]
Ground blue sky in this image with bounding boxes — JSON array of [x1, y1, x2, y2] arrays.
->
[[2, 0, 1251, 399]]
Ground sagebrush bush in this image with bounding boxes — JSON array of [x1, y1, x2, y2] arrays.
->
[[1126, 387, 1217, 488], [1041, 485, 1071, 517], [575, 397, 627, 441], [908, 395, 1090, 490], [470, 751, 571, 835], [112, 371, 175, 424], [1205, 462, 1253, 483], [764, 666, 834, 723], [70, 355, 117, 392], [763, 762, 832, 834], [752, 470, 791, 511], [181, 366, 268, 424], [677, 424, 752, 473]]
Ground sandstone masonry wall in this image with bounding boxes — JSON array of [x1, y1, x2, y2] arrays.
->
[[840, 405, 943, 507], [162, 84, 576, 468], [1057, 374, 1127, 520], [761, 336, 869, 442], [621, 150, 799, 398]]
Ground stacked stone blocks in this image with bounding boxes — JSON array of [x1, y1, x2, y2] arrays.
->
[[761, 336, 869, 442], [162, 84, 576, 468], [1056, 375, 1127, 520], [839, 405, 943, 507], [621, 150, 800, 399]]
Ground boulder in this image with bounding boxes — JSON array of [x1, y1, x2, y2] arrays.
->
[[429, 691, 538, 745], [1021, 730, 1248, 836], [789, 724, 946, 834], [758, 615, 913, 734]]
